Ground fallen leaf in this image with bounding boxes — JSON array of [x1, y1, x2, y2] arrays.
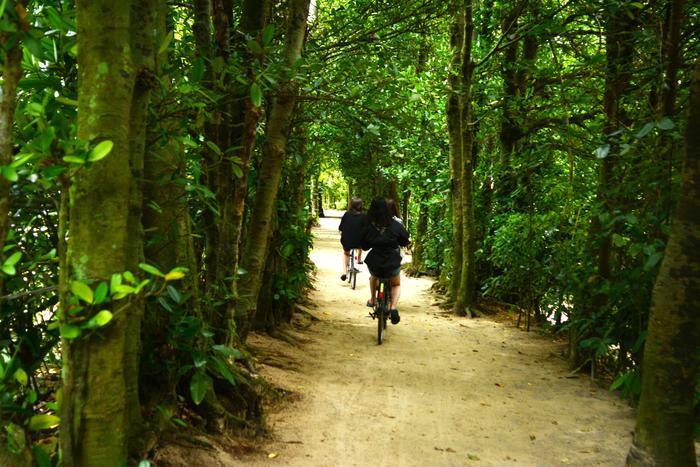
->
[[467, 453, 480, 461], [561, 458, 571, 464], [529, 434, 536, 441], [494, 383, 503, 388], [434, 447, 444, 451], [268, 452, 278, 459], [446, 447, 456, 453]]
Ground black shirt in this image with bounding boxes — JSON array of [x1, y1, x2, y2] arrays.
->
[[361, 220, 410, 277], [339, 211, 367, 250]]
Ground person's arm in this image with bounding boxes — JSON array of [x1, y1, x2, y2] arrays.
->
[[395, 221, 410, 247], [360, 225, 373, 251], [339, 212, 347, 231]]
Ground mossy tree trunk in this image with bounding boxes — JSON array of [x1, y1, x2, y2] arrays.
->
[[221, 0, 270, 346], [446, 0, 465, 303], [454, 0, 476, 317], [124, 0, 158, 451], [236, 0, 311, 341], [0, 2, 27, 337], [60, 0, 144, 464], [625, 60, 700, 467]]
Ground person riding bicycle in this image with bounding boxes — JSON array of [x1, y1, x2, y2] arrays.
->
[[361, 197, 409, 324], [339, 197, 366, 281]]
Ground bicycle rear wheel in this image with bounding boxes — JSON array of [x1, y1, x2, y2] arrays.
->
[[376, 280, 388, 344], [377, 306, 385, 344], [351, 265, 357, 289]]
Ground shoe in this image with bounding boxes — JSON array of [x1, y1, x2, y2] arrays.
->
[[366, 300, 374, 308], [390, 309, 400, 324], [341, 274, 347, 281]]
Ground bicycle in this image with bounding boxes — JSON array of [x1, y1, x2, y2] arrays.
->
[[346, 248, 359, 290], [370, 277, 391, 345]]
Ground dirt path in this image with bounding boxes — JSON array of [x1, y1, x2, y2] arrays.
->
[[243, 213, 636, 466]]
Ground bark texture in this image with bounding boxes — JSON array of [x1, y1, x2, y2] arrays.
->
[[454, 0, 476, 317], [446, 0, 465, 302], [60, 0, 140, 464], [626, 61, 700, 467], [236, 0, 311, 340]]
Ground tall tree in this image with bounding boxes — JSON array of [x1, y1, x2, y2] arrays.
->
[[626, 61, 700, 467], [453, 0, 477, 317], [235, 0, 311, 340], [60, 0, 155, 463], [446, 0, 465, 303]]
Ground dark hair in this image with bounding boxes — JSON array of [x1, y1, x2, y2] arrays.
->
[[386, 198, 400, 218], [367, 197, 392, 228], [348, 197, 363, 214]]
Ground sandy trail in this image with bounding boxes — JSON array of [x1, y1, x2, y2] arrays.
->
[[243, 213, 636, 466]]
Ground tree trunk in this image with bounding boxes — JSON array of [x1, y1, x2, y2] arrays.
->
[[626, 60, 700, 467], [446, 0, 465, 303], [0, 1, 26, 317], [61, 0, 139, 464], [235, 0, 311, 341], [124, 0, 158, 450], [575, 3, 636, 369], [454, 0, 476, 317]]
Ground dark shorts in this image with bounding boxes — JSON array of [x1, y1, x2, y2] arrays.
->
[[369, 266, 400, 278]]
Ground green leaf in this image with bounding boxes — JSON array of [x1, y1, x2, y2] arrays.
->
[[63, 155, 85, 164], [4, 251, 21, 266], [189, 371, 212, 405], [205, 140, 223, 156], [165, 270, 186, 281], [23, 34, 44, 60], [635, 122, 654, 139], [28, 414, 60, 431], [643, 252, 664, 271], [110, 273, 122, 293], [656, 117, 674, 130], [158, 31, 174, 55], [123, 270, 136, 284], [250, 83, 262, 107], [138, 461, 152, 467], [139, 263, 164, 277], [262, 24, 275, 46], [14, 368, 28, 386], [60, 324, 81, 339], [33, 445, 52, 467], [2, 263, 16, 275], [212, 345, 243, 360], [246, 39, 263, 54], [595, 145, 610, 159], [70, 280, 94, 304], [93, 282, 108, 304], [167, 285, 182, 304], [280, 242, 294, 258], [89, 310, 113, 328], [2, 166, 18, 182], [193, 352, 207, 368], [88, 140, 114, 162], [191, 57, 205, 82]]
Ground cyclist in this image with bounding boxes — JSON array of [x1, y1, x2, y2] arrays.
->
[[361, 197, 409, 324], [339, 197, 366, 281]]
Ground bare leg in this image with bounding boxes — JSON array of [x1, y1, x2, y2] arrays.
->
[[342, 250, 349, 274], [390, 285, 401, 309], [357, 250, 363, 263], [369, 275, 377, 305]]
